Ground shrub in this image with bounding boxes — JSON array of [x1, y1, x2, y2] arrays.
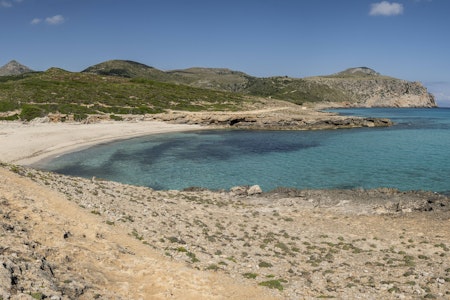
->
[[0, 100, 19, 112], [258, 279, 284, 291], [258, 261, 273, 268], [74, 113, 88, 121], [206, 264, 219, 271], [0, 114, 19, 121], [20, 104, 46, 121], [110, 114, 123, 121]]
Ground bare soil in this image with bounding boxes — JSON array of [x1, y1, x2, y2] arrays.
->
[[2, 164, 449, 299]]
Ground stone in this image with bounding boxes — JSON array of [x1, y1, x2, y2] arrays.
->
[[230, 186, 248, 196], [0, 261, 12, 299], [247, 185, 262, 195]]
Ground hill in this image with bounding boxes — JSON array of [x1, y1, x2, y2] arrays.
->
[[83, 60, 436, 108], [82, 59, 172, 81], [0, 60, 34, 76], [0, 67, 251, 121], [332, 66, 381, 77], [82, 60, 250, 92]]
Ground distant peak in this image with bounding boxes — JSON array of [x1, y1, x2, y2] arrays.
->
[[336, 67, 380, 77], [0, 60, 33, 76], [5, 60, 26, 68]]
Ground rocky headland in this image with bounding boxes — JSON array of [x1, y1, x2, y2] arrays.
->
[[308, 67, 436, 108]]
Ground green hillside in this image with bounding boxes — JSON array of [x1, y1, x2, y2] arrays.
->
[[0, 68, 249, 121], [244, 76, 350, 104], [82, 60, 353, 104], [82, 60, 174, 81]]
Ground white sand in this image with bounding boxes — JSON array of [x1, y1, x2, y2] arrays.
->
[[0, 121, 203, 165]]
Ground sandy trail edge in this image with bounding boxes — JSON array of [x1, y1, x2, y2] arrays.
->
[[0, 121, 204, 165], [0, 167, 276, 299]]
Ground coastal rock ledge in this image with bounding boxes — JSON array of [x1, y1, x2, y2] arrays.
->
[[151, 107, 393, 130]]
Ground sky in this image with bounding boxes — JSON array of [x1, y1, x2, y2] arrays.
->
[[1, 0, 450, 106]]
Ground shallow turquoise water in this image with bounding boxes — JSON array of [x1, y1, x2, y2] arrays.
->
[[36, 108, 450, 193]]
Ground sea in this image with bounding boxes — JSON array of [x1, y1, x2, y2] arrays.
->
[[35, 108, 450, 194]]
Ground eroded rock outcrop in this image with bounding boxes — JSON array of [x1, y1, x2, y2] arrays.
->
[[307, 68, 436, 108], [151, 107, 393, 130]]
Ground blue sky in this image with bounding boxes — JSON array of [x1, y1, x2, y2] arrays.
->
[[1, 0, 450, 106]]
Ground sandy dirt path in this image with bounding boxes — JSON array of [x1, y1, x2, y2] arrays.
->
[[0, 167, 276, 299]]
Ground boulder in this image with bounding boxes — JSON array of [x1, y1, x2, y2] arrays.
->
[[247, 185, 262, 195]]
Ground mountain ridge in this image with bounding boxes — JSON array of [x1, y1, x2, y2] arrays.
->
[[1, 59, 436, 108], [82, 60, 436, 108]]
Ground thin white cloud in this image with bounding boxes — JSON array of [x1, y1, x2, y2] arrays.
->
[[370, 1, 404, 16], [30, 18, 42, 25], [0, 1, 12, 8], [1, 0, 23, 8], [31, 14, 65, 26], [45, 15, 65, 25]]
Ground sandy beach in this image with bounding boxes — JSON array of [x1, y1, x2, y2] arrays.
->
[[1, 119, 449, 299], [0, 105, 394, 166], [0, 120, 204, 165]]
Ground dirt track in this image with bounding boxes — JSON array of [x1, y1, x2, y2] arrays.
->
[[0, 166, 276, 299], [1, 164, 449, 299]]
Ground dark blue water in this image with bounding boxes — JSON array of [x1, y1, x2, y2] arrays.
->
[[35, 108, 450, 193]]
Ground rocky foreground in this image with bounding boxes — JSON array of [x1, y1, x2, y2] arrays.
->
[[1, 164, 449, 299]]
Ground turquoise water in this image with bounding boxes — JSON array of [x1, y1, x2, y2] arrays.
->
[[36, 108, 450, 193]]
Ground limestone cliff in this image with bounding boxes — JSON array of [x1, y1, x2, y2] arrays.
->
[[304, 67, 437, 108]]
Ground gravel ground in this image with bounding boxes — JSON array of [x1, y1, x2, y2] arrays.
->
[[2, 164, 448, 299]]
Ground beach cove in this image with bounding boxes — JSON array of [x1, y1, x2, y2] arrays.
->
[[1, 110, 450, 299], [34, 108, 450, 193]]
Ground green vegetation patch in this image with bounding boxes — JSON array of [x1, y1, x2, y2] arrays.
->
[[258, 279, 286, 291], [245, 77, 350, 104], [0, 69, 248, 121]]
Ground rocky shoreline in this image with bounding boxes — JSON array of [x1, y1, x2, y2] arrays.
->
[[149, 106, 393, 130], [2, 164, 449, 299], [42, 104, 394, 131]]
